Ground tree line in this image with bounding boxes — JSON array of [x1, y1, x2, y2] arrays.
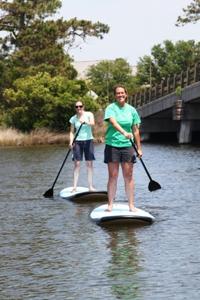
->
[[0, 0, 199, 132]]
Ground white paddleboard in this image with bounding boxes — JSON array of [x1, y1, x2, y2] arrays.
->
[[59, 186, 107, 201], [59, 186, 89, 198], [90, 203, 155, 225]]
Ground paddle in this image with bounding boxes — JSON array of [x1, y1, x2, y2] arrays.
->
[[43, 123, 84, 198], [130, 139, 161, 192]]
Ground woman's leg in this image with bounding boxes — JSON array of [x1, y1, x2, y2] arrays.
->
[[106, 162, 119, 211], [86, 160, 96, 191], [72, 160, 81, 192], [121, 162, 137, 211]]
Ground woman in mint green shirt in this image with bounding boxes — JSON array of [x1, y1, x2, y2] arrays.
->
[[104, 85, 142, 212], [69, 101, 96, 192]]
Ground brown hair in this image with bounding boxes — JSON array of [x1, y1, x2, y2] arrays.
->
[[75, 100, 84, 106], [113, 85, 128, 95]]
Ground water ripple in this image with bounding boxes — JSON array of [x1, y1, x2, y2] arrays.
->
[[0, 144, 200, 299]]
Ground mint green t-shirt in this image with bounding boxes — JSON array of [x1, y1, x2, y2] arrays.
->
[[104, 102, 141, 147], [69, 112, 93, 141]]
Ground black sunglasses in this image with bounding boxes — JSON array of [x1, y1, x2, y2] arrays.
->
[[75, 105, 83, 108]]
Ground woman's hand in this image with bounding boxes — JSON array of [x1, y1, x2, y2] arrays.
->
[[123, 131, 133, 139], [69, 143, 74, 149], [136, 147, 143, 158], [79, 117, 85, 124]]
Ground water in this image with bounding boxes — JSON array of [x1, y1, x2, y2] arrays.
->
[[0, 143, 200, 300]]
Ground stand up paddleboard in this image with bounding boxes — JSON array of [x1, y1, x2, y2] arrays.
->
[[59, 186, 107, 202], [90, 203, 155, 226]]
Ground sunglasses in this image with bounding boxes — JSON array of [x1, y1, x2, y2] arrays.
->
[[75, 105, 83, 108]]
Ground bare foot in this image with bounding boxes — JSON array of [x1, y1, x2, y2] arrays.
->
[[89, 187, 97, 192], [105, 205, 112, 212], [71, 188, 77, 193], [129, 206, 139, 212]]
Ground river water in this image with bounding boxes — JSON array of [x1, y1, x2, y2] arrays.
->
[[0, 143, 200, 300]]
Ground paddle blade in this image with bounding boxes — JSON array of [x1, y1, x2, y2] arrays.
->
[[43, 188, 54, 198], [148, 180, 161, 192]]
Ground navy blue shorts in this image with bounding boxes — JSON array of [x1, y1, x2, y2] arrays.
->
[[72, 140, 95, 161], [104, 144, 136, 163]]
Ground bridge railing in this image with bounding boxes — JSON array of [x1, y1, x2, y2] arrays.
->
[[129, 62, 200, 107]]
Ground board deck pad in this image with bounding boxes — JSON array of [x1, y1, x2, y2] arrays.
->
[[59, 186, 107, 201], [90, 203, 155, 225], [59, 186, 89, 198]]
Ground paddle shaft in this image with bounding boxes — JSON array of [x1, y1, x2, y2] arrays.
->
[[130, 139, 153, 181], [50, 123, 84, 189]]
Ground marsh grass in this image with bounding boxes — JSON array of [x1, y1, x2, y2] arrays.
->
[[0, 110, 106, 147], [0, 127, 69, 146], [93, 109, 106, 143], [0, 123, 106, 147]]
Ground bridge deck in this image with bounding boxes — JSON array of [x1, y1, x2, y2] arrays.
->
[[130, 81, 200, 144]]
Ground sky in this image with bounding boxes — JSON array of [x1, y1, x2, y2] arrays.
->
[[57, 0, 200, 66]]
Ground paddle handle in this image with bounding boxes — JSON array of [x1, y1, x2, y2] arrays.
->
[[130, 139, 153, 181], [51, 122, 85, 189]]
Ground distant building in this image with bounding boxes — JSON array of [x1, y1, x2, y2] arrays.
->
[[131, 65, 137, 76], [72, 60, 137, 79], [72, 60, 100, 79]]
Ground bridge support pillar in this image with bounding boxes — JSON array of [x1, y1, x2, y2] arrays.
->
[[178, 120, 192, 144], [141, 133, 150, 141]]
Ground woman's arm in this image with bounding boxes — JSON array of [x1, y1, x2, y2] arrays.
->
[[133, 124, 142, 157], [69, 124, 75, 148], [88, 112, 95, 126], [108, 117, 133, 139], [79, 112, 95, 126], [109, 117, 133, 139]]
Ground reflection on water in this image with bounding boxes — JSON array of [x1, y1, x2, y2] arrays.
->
[[0, 143, 200, 299], [105, 227, 140, 300]]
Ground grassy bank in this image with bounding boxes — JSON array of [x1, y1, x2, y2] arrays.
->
[[0, 110, 106, 146], [0, 125, 106, 147], [0, 128, 67, 146]]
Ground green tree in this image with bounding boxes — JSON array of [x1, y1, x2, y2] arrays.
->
[[176, 0, 200, 25], [86, 58, 137, 105], [135, 40, 200, 86], [0, 0, 109, 130], [0, 0, 109, 78], [3, 72, 99, 132]]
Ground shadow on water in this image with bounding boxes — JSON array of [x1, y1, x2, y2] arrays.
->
[[148, 131, 200, 145]]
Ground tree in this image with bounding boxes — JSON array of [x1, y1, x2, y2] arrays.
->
[[3, 72, 99, 132], [0, 0, 109, 78], [135, 40, 200, 86], [86, 58, 137, 106], [176, 0, 200, 25], [0, 0, 109, 130]]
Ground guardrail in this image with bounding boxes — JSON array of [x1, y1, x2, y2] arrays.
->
[[129, 62, 200, 107]]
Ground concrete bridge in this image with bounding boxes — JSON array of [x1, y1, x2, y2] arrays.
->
[[129, 63, 200, 144]]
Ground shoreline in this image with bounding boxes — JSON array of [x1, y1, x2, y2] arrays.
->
[[0, 127, 105, 147], [0, 110, 106, 147]]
